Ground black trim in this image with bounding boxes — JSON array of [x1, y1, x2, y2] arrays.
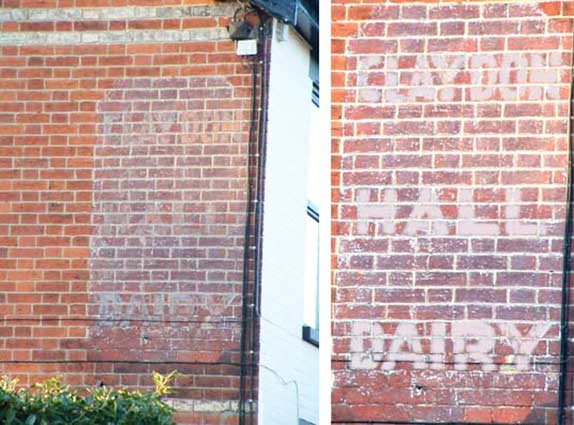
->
[[311, 81, 319, 107], [294, 0, 318, 53], [251, 0, 318, 52], [251, 0, 297, 24], [307, 203, 319, 222], [302, 325, 319, 347], [557, 34, 574, 425]]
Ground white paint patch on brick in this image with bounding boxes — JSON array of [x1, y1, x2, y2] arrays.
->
[[96, 292, 238, 325], [499, 53, 529, 101], [500, 323, 552, 371], [469, 54, 498, 102], [356, 188, 397, 235], [349, 321, 385, 370], [90, 76, 240, 325], [429, 55, 466, 102], [505, 188, 538, 236], [403, 188, 448, 236], [458, 188, 499, 236], [349, 321, 552, 372], [430, 322, 446, 370], [356, 187, 554, 238], [380, 52, 565, 104], [384, 323, 426, 370], [452, 321, 497, 371]]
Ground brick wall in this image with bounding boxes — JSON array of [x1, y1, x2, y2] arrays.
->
[[332, 1, 573, 423], [0, 2, 257, 423]]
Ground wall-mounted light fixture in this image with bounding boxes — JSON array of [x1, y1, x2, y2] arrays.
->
[[229, 3, 259, 56], [229, 20, 255, 41]]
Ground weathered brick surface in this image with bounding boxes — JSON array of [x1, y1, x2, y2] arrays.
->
[[0, 3, 255, 422], [1, 0, 215, 8], [333, 1, 573, 423]]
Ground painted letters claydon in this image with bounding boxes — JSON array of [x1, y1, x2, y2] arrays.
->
[[371, 52, 563, 103], [350, 321, 552, 371]]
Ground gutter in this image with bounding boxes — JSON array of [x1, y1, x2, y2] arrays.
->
[[250, 0, 318, 52]]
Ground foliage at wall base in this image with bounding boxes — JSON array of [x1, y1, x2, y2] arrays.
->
[[0, 371, 178, 425]]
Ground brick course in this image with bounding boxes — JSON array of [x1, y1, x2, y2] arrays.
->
[[332, 1, 574, 423]]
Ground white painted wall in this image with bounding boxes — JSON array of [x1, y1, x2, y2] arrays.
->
[[257, 21, 319, 425]]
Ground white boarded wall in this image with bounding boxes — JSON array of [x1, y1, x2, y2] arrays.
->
[[257, 21, 319, 425]]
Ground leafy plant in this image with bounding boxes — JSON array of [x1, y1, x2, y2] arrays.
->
[[0, 372, 177, 425], [152, 371, 181, 396]]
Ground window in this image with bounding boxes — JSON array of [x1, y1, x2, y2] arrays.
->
[[303, 54, 320, 347], [303, 202, 319, 347], [309, 48, 319, 106]]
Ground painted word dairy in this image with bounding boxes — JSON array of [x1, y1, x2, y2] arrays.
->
[[350, 321, 552, 371]]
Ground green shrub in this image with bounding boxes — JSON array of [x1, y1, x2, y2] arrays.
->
[[0, 371, 179, 425]]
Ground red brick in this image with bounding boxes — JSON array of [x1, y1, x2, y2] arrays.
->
[[333, 3, 569, 422], [1, 6, 252, 423]]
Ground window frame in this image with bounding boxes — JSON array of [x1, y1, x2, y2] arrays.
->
[[302, 202, 320, 347]]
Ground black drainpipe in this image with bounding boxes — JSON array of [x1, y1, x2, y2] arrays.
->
[[557, 25, 574, 425], [248, 17, 270, 425], [239, 11, 270, 425], [238, 57, 258, 425]]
